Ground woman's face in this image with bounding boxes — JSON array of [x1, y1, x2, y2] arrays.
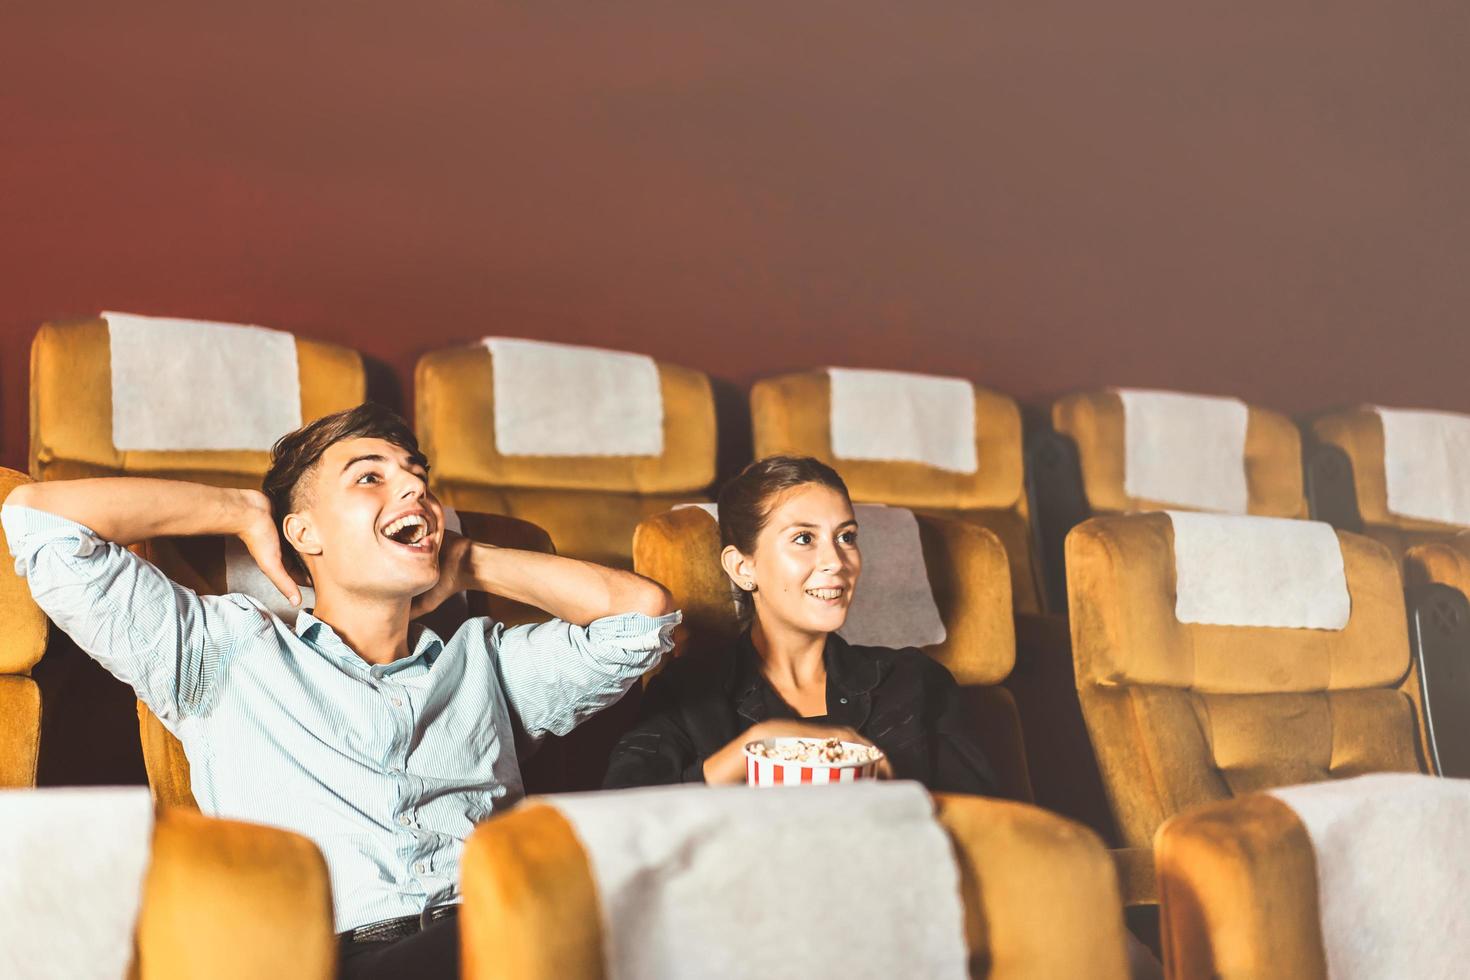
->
[[725, 483, 862, 637]]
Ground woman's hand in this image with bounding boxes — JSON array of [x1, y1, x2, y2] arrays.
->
[[410, 530, 472, 619], [701, 720, 889, 785]]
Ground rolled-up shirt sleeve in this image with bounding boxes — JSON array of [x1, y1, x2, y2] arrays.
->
[[2, 503, 253, 727], [489, 610, 680, 739]]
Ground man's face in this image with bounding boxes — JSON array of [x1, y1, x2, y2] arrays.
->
[[288, 436, 445, 601]]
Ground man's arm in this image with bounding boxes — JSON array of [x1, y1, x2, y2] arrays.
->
[[1, 478, 287, 725], [7, 478, 299, 604], [420, 532, 672, 627]]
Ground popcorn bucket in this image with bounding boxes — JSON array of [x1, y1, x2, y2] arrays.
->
[[743, 737, 882, 787]]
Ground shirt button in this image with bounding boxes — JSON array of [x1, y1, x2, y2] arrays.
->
[[839, 697, 848, 704], [414, 862, 427, 874], [391, 698, 403, 707], [397, 814, 411, 827]]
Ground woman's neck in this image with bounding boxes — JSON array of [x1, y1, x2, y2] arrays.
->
[[750, 617, 828, 691]]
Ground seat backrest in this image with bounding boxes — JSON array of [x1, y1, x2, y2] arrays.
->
[[30, 316, 364, 485], [0, 467, 49, 788], [1311, 406, 1470, 547], [1052, 389, 1306, 518], [1404, 531, 1470, 595], [415, 338, 716, 566], [135, 511, 554, 809], [0, 787, 335, 980], [1066, 511, 1423, 849], [139, 806, 336, 978], [1157, 774, 1470, 980], [751, 368, 1036, 612], [460, 791, 1128, 980]]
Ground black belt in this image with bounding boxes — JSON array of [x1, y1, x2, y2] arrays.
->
[[339, 904, 459, 947]]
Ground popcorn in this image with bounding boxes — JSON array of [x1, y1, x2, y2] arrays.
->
[[746, 737, 882, 766]]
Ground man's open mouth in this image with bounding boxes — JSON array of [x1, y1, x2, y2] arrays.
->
[[381, 513, 431, 546]]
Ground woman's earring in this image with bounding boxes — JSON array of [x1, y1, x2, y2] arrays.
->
[[743, 581, 756, 591]]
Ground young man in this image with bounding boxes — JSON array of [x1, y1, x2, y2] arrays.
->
[[3, 403, 679, 979]]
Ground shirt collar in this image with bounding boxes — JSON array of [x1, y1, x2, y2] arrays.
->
[[293, 610, 446, 673]]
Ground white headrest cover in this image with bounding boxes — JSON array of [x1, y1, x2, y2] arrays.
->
[[105, 311, 302, 451], [225, 538, 316, 627], [0, 787, 154, 979], [1374, 407, 1470, 526], [1269, 774, 1470, 980], [546, 782, 967, 980], [484, 337, 663, 457], [840, 504, 946, 648], [1117, 388, 1249, 513], [827, 368, 978, 474], [1167, 511, 1350, 630]]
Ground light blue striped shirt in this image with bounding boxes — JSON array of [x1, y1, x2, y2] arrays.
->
[[2, 504, 678, 932]]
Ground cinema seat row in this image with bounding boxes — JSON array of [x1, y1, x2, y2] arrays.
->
[[7, 313, 1470, 977]]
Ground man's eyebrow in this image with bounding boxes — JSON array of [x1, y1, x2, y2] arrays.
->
[[339, 453, 430, 474], [341, 453, 388, 473]]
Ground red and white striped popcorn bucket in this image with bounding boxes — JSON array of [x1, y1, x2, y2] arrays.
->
[[743, 737, 883, 787]]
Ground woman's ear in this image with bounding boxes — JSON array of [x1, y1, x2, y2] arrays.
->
[[284, 512, 322, 558], [720, 544, 756, 592]]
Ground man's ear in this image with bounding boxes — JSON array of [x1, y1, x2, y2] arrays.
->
[[720, 545, 756, 592], [284, 512, 322, 558]]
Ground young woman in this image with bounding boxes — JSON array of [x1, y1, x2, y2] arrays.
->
[[604, 455, 996, 794]]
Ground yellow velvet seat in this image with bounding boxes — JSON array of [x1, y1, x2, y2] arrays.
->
[[137, 806, 337, 978], [1155, 792, 1362, 980], [415, 341, 717, 569], [632, 505, 1033, 802], [29, 318, 365, 486], [134, 512, 555, 808], [0, 468, 48, 788], [1067, 513, 1426, 903], [460, 792, 1129, 980], [1309, 406, 1470, 557], [1052, 390, 1307, 519], [750, 369, 1039, 613], [1404, 530, 1470, 595]]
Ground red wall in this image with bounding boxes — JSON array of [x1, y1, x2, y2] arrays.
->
[[4, 1, 1469, 475]]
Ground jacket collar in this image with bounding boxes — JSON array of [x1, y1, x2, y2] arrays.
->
[[727, 629, 886, 725]]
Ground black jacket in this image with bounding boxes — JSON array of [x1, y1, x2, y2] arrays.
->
[[603, 630, 997, 796]]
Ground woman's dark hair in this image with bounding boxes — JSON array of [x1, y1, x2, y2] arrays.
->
[[717, 455, 851, 556], [261, 402, 425, 581]]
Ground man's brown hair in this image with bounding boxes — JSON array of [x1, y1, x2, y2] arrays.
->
[[261, 402, 426, 581]]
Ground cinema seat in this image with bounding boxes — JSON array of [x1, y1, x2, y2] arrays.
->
[[460, 792, 1128, 980], [750, 368, 1039, 613], [29, 317, 365, 486], [631, 504, 1032, 802], [1156, 775, 1465, 980], [134, 511, 554, 808], [1398, 532, 1470, 778], [1039, 390, 1306, 611], [0, 468, 47, 788], [1307, 405, 1470, 556], [415, 339, 717, 569], [1067, 512, 1425, 904], [139, 806, 336, 978], [0, 789, 335, 980]]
